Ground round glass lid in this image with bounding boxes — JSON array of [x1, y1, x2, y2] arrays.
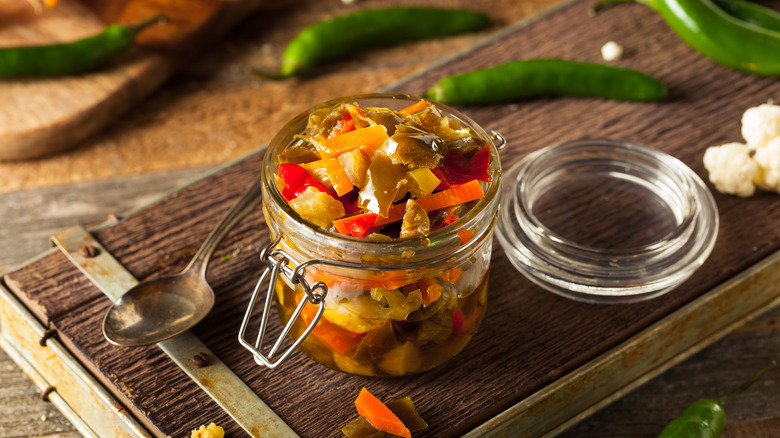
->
[[495, 139, 719, 304]]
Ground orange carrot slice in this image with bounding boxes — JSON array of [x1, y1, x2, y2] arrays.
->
[[355, 388, 412, 438], [316, 125, 389, 159], [324, 158, 354, 196], [397, 100, 430, 116]]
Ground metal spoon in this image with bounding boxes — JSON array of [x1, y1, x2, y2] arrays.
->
[[102, 175, 263, 347]]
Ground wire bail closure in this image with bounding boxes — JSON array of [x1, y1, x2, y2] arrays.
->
[[238, 233, 329, 369]]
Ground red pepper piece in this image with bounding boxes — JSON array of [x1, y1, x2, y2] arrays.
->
[[452, 309, 465, 333], [278, 163, 330, 202], [332, 114, 355, 136], [432, 213, 459, 230], [434, 143, 493, 188], [430, 167, 452, 191], [337, 190, 361, 215], [330, 107, 364, 137], [334, 213, 379, 237]]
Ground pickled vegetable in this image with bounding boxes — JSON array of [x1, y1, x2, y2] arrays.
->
[[289, 187, 345, 228], [400, 199, 430, 238], [343, 396, 428, 438], [275, 99, 492, 235], [355, 388, 411, 438]]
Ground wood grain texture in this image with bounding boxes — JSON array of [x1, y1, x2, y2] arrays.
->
[[0, 0, 260, 161], [3, 0, 780, 436], [0, 167, 208, 272]]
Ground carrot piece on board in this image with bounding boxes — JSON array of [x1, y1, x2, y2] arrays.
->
[[397, 99, 430, 116], [316, 125, 389, 159], [355, 388, 412, 438]]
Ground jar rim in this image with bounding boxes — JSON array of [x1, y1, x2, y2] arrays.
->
[[261, 93, 502, 266], [496, 139, 719, 303]]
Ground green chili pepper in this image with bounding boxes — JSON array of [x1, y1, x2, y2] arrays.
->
[[713, 0, 780, 32], [279, 7, 491, 78], [422, 59, 667, 105], [592, 0, 780, 76], [657, 363, 774, 438], [0, 15, 165, 78]]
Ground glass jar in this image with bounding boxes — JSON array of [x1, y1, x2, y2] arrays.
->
[[254, 94, 502, 377]]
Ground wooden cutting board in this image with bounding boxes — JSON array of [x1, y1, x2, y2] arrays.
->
[[0, 0, 261, 161], [3, 0, 780, 436]]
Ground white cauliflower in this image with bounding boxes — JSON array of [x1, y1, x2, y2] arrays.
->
[[702, 142, 757, 197], [741, 103, 780, 149], [753, 137, 780, 192]]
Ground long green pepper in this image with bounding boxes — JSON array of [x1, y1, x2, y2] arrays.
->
[[593, 0, 780, 76], [423, 59, 668, 105], [0, 15, 164, 78], [280, 7, 491, 77]]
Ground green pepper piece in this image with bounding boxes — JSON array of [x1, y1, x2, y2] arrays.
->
[[364, 108, 404, 136], [384, 129, 446, 169], [424, 59, 667, 105], [386, 398, 428, 433], [342, 416, 388, 438], [280, 7, 491, 77], [0, 15, 165, 78], [359, 152, 408, 218], [592, 0, 780, 77]]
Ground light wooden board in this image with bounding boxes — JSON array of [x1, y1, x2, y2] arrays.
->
[[0, 0, 261, 160]]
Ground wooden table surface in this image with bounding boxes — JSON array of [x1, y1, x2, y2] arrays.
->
[[1, 0, 779, 437]]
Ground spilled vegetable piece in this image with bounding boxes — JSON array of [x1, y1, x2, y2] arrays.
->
[[279, 7, 491, 77], [424, 59, 667, 105], [277, 99, 490, 238], [592, 0, 780, 76], [0, 15, 165, 78], [190, 422, 224, 438], [344, 389, 427, 438]]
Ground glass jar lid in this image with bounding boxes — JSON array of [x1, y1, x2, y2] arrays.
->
[[496, 139, 719, 304]]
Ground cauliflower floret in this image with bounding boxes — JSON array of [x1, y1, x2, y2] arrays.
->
[[753, 137, 780, 192], [741, 103, 780, 149], [702, 142, 757, 197]]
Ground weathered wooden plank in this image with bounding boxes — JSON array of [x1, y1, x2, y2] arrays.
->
[[0, 167, 208, 273]]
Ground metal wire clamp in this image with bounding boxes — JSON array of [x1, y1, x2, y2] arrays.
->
[[237, 234, 325, 368]]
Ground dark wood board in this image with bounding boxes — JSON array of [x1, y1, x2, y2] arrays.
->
[[4, 0, 780, 436]]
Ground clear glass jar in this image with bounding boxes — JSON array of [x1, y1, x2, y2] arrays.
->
[[259, 94, 502, 377]]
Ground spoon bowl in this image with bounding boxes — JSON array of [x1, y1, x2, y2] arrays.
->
[[102, 175, 262, 347], [103, 270, 215, 346]]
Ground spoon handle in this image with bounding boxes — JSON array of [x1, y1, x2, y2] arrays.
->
[[186, 174, 263, 277]]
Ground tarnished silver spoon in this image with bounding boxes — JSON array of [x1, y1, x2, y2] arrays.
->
[[102, 175, 263, 347]]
